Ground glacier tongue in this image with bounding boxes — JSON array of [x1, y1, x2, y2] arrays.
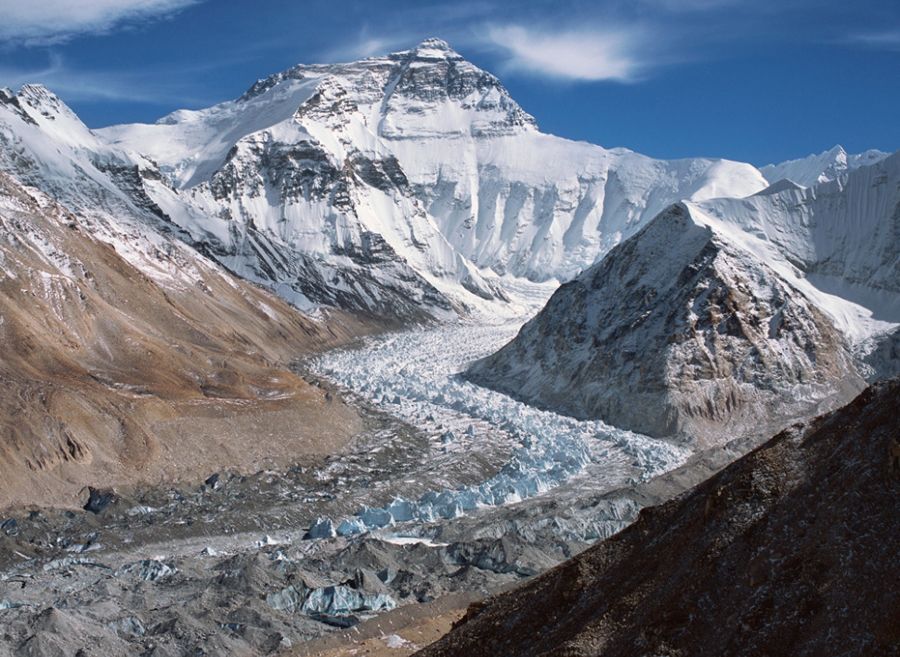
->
[[307, 282, 690, 537]]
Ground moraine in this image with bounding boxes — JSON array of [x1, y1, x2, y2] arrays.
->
[[0, 284, 694, 656]]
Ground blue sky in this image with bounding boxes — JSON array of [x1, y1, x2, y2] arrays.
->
[[0, 0, 898, 165]]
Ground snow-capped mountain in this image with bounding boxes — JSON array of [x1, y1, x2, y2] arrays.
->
[[761, 144, 889, 187], [13, 40, 888, 325], [0, 83, 401, 506], [468, 153, 900, 444], [0, 84, 229, 296], [94, 38, 768, 316]]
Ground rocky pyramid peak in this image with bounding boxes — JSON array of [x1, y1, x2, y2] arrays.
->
[[402, 37, 462, 60], [12, 84, 70, 119], [466, 201, 866, 444]]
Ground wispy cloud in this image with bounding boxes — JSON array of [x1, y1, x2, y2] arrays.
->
[[486, 25, 650, 82], [639, 0, 745, 10], [843, 29, 900, 50], [0, 0, 201, 45], [320, 33, 419, 63], [0, 53, 216, 106]]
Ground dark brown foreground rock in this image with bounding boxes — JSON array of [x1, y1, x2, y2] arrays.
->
[[418, 379, 900, 657]]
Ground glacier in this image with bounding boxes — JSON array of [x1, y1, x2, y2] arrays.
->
[[306, 282, 690, 537]]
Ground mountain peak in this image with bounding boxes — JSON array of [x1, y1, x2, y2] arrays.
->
[[825, 144, 848, 165], [3, 83, 89, 137], [410, 37, 459, 59], [761, 144, 890, 187], [16, 83, 63, 110]]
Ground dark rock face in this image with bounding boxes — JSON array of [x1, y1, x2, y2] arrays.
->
[[83, 487, 117, 514], [92, 160, 170, 221], [467, 204, 865, 446], [209, 138, 343, 204], [0, 88, 37, 125], [380, 39, 535, 138], [418, 379, 900, 657]]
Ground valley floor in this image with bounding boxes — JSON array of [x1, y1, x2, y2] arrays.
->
[[0, 284, 699, 656]]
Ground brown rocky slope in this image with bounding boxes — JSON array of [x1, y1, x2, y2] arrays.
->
[[418, 379, 900, 657], [0, 171, 375, 510]]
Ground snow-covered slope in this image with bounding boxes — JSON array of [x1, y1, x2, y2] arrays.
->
[[0, 84, 228, 294], [697, 152, 900, 336], [97, 38, 767, 316], [0, 83, 475, 321], [468, 153, 900, 443], [761, 145, 889, 187], [3, 41, 889, 334]]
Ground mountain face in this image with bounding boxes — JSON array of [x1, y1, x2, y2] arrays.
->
[[467, 204, 865, 444], [12, 41, 889, 326], [0, 102, 371, 509], [468, 153, 900, 444], [761, 144, 889, 187], [419, 379, 900, 657], [94, 38, 767, 317]]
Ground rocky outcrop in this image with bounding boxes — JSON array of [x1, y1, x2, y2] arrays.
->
[[419, 379, 900, 657]]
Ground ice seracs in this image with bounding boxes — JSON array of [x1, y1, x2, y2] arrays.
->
[[418, 379, 900, 657], [306, 312, 689, 539]]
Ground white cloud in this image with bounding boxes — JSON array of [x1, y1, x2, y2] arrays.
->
[[0, 0, 200, 44], [321, 34, 417, 62], [0, 53, 214, 106], [487, 25, 648, 82], [844, 30, 900, 50]]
